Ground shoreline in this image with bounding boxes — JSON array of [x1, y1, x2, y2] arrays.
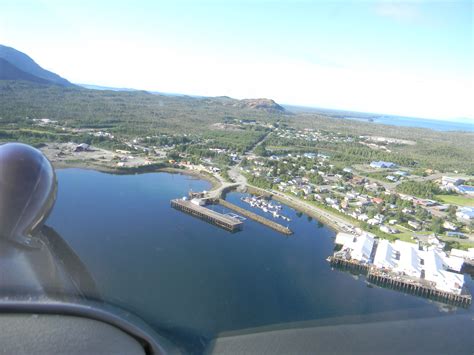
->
[[52, 161, 222, 190], [51, 160, 344, 233]]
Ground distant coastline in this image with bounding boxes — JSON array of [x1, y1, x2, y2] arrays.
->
[[343, 115, 474, 132]]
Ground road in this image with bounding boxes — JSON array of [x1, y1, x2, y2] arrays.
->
[[225, 164, 354, 233]]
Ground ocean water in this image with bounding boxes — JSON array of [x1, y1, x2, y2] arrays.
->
[[344, 116, 474, 132], [46, 169, 474, 353]]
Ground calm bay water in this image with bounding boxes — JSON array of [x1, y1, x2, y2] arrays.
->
[[344, 116, 474, 131], [46, 169, 474, 352]]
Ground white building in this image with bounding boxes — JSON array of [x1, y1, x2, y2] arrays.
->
[[441, 176, 464, 186], [371, 239, 465, 295], [373, 239, 398, 269], [334, 233, 375, 263], [451, 248, 474, 261], [456, 207, 474, 220], [191, 198, 206, 206], [443, 221, 458, 231]]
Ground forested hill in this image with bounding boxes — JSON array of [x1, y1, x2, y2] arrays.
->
[[0, 44, 72, 86], [0, 58, 50, 84], [0, 80, 286, 134]]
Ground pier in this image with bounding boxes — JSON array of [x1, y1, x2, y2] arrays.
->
[[171, 199, 243, 232], [367, 268, 472, 307], [217, 198, 293, 236], [328, 255, 472, 307], [327, 256, 371, 274]]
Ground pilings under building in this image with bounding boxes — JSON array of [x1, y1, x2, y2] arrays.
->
[[328, 255, 472, 308]]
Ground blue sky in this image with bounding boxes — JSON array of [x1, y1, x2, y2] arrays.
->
[[1, 0, 472, 120]]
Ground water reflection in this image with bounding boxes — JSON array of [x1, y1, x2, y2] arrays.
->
[[46, 170, 473, 353]]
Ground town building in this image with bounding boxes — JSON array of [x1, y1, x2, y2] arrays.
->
[[370, 161, 397, 169], [456, 207, 474, 220]]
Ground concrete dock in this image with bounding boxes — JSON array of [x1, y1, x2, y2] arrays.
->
[[171, 199, 243, 232], [217, 198, 293, 236]]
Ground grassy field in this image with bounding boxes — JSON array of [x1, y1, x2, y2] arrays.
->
[[436, 194, 474, 207]]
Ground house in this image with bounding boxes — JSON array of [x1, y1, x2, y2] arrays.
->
[[408, 220, 421, 230], [374, 214, 385, 223], [380, 225, 398, 234], [386, 175, 398, 182], [301, 185, 313, 195], [370, 161, 396, 169], [355, 198, 370, 207], [446, 232, 467, 238], [415, 199, 437, 207], [325, 197, 338, 205], [456, 207, 474, 220], [441, 176, 464, 186], [394, 171, 409, 176], [367, 218, 381, 226], [443, 221, 458, 231], [74, 143, 90, 152], [350, 176, 366, 185], [372, 197, 384, 205], [456, 185, 474, 195]]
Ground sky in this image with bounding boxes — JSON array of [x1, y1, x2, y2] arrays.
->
[[0, 0, 473, 120]]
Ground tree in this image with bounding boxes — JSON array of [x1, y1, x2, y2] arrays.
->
[[415, 206, 430, 221], [447, 205, 457, 219], [310, 174, 324, 185], [367, 208, 376, 218], [430, 217, 443, 234], [254, 142, 268, 157]]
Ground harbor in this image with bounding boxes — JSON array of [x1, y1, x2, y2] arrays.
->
[[218, 198, 293, 236], [171, 190, 293, 235], [240, 195, 292, 222]]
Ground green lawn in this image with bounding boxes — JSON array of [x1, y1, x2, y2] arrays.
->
[[436, 194, 474, 207]]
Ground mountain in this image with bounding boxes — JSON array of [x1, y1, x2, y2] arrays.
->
[[201, 96, 286, 113], [0, 58, 51, 84], [237, 98, 285, 112], [0, 44, 72, 86]]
